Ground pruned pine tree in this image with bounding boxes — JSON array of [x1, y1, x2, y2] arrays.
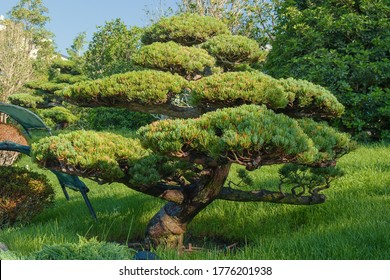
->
[[31, 14, 354, 248]]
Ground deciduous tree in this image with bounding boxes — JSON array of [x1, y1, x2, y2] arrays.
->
[[264, 0, 390, 140], [0, 20, 33, 103], [84, 19, 142, 79], [8, 0, 55, 74]]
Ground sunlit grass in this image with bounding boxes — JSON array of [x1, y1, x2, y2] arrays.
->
[[1, 144, 389, 259]]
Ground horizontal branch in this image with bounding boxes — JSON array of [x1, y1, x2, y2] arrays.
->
[[124, 181, 186, 204], [67, 99, 203, 119], [217, 187, 326, 205]]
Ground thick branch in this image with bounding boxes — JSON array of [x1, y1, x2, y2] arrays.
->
[[68, 100, 203, 119], [43, 162, 188, 204], [123, 181, 186, 204], [217, 187, 326, 205]]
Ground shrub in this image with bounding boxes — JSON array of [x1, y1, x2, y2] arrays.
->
[[0, 124, 28, 166], [0, 166, 55, 228], [141, 13, 230, 46], [33, 237, 135, 260], [133, 41, 218, 79]]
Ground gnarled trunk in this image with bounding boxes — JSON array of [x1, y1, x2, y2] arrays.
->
[[145, 164, 231, 248]]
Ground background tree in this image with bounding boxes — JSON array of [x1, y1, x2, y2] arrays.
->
[[8, 0, 55, 75], [66, 32, 87, 72], [84, 19, 143, 79], [31, 14, 353, 249], [0, 20, 34, 103], [176, 0, 281, 46], [264, 0, 390, 141]]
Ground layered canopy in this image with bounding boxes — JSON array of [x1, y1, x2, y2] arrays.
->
[[33, 105, 352, 178], [62, 70, 343, 119], [30, 14, 354, 248]]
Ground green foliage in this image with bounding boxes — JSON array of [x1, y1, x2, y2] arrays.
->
[[141, 13, 231, 46], [236, 169, 254, 186], [33, 236, 135, 260], [26, 81, 68, 93], [39, 107, 78, 127], [63, 70, 188, 105], [278, 163, 345, 196], [296, 118, 354, 163], [24, 13, 355, 250], [66, 32, 87, 61], [84, 107, 155, 131], [9, 0, 55, 74], [264, 0, 390, 140], [25, 59, 87, 107], [133, 41, 218, 79], [50, 59, 82, 75], [126, 154, 192, 186], [0, 251, 23, 260], [201, 34, 266, 70], [138, 104, 353, 166], [278, 77, 345, 116], [0, 166, 54, 228], [190, 71, 344, 116], [32, 131, 149, 181], [190, 71, 288, 108], [84, 19, 143, 79], [176, 0, 281, 46], [52, 74, 87, 84], [8, 93, 44, 108], [18, 59, 88, 130], [8, 0, 49, 30]]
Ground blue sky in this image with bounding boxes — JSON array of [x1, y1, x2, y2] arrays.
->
[[0, 0, 178, 54]]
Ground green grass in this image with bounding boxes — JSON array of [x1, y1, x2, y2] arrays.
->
[[1, 144, 389, 259]]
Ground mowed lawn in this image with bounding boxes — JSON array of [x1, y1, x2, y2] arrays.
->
[[0, 144, 389, 259]]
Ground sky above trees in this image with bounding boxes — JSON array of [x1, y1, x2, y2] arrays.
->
[[0, 0, 177, 54]]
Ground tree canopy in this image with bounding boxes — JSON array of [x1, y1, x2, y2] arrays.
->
[[264, 0, 390, 140], [31, 14, 353, 248], [84, 19, 143, 79]]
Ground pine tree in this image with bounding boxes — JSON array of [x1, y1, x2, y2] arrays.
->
[[32, 14, 354, 248]]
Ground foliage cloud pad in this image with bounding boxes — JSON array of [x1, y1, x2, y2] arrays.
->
[[33, 105, 352, 179], [63, 71, 344, 119]]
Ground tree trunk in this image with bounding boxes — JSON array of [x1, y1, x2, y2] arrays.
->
[[145, 164, 231, 249]]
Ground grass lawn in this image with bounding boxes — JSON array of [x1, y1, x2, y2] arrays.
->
[[0, 143, 389, 259]]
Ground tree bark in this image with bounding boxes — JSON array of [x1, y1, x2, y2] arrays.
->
[[217, 187, 326, 205], [145, 164, 231, 249]]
